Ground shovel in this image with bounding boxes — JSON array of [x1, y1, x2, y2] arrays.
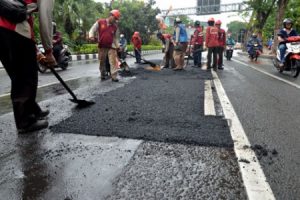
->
[[125, 52, 158, 67], [49, 67, 95, 108]]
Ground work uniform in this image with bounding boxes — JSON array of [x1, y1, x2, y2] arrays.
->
[[0, 0, 54, 129], [205, 26, 219, 70], [217, 28, 226, 69], [173, 23, 188, 69], [89, 19, 119, 79], [161, 34, 175, 68], [131, 33, 142, 63], [192, 26, 204, 67]]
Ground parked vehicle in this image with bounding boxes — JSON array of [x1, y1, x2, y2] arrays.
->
[[37, 44, 71, 73], [225, 45, 234, 60], [273, 36, 300, 78]]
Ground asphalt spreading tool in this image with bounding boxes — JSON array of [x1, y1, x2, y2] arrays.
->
[[50, 67, 95, 108], [125, 52, 161, 70]]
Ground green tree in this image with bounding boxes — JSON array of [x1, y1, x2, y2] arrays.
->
[[227, 21, 247, 42]]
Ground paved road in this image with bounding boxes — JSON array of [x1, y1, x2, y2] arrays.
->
[[0, 52, 299, 199]]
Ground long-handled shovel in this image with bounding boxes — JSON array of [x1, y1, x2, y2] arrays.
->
[[49, 67, 95, 108], [125, 52, 158, 67]]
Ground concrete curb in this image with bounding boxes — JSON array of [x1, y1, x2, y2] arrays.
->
[[70, 50, 162, 61], [0, 50, 162, 68]]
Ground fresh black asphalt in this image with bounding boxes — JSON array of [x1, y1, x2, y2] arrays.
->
[[51, 65, 233, 148]]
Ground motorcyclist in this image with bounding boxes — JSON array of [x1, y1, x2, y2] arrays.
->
[[277, 18, 298, 68], [52, 22, 63, 61], [226, 33, 235, 46], [247, 33, 262, 57]]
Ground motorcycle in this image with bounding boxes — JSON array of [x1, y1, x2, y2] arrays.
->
[[37, 44, 71, 73], [225, 45, 234, 60], [248, 42, 261, 61], [273, 36, 300, 78]]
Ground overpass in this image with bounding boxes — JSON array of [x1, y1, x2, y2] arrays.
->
[[160, 3, 248, 16]]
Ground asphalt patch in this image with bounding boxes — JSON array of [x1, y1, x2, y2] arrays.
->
[[51, 66, 233, 147]]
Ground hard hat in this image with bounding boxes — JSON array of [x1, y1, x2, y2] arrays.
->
[[134, 31, 139, 35], [208, 17, 215, 22], [110, 9, 121, 20], [194, 20, 200, 26], [215, 20, 222, 25], [175, 17, 181, 23], [120, 34, 124, 37]]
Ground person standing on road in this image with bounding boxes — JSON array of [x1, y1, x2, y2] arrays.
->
[[205, 17, 219, 71], [119, 33, 127, 61], [216, 20, 226, 70], [131, 31, 142, 64], [191, 20, 204, 68], [88, 9, 121, 82], [0, 0, 56, 133], [173, 17, 188, 71], [157, 32, 175, 69]]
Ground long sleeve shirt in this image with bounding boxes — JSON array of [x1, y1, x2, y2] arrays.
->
[[0, 0, 54, 51]]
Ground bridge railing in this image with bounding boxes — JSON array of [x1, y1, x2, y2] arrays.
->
[[160, 3, 248, 16]]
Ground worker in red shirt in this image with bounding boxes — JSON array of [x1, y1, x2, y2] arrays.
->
[[216, 20, 226, 70], [205, 18, 219, 71], [192, 21, 204, 68], [157, 32, 175, 68], [131, 32, 142, 63], [89, 10, 121, 82]]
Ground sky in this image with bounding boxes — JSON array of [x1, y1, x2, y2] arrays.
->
[[94, 0, 247, 30]]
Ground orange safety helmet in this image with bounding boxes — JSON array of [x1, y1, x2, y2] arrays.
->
[[110, 9, 121, 20], [208, 17, 215, 22], [215, 20, 222, 25]]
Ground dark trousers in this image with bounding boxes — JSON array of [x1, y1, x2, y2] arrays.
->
[[207, 47, 218, 69], [193, 44, 203, 66], [134, 48, 141, 63], [164, 44, 175, 68], [217, 46, 224, 68], [0, 28, 42, 129]]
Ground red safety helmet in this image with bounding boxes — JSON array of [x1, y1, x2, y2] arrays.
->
[[110, 9, 121, 20], [134, 31, 139, 35], [215, 20, 222, 25], [208, 17, 215, 22]]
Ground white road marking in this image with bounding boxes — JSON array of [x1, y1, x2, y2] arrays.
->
[[212, 70, 275, 200], [204, 80, 216, 116], [233, 58, 300, 89]]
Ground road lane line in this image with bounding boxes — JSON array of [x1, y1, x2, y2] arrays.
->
[[204, 80, 216, 116], [0, 77, 82, 98], [212, 70, 275, 200], [233, 58, 300, 89]]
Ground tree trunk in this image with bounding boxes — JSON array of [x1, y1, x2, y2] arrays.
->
[[272, 0, 289, 54]]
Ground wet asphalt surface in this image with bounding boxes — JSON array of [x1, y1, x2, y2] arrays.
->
[[219, 56, 300, 199], [0, 56, 247, 199]]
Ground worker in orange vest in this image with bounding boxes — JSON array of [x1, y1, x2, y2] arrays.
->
[[205, 17, 219, 71]]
